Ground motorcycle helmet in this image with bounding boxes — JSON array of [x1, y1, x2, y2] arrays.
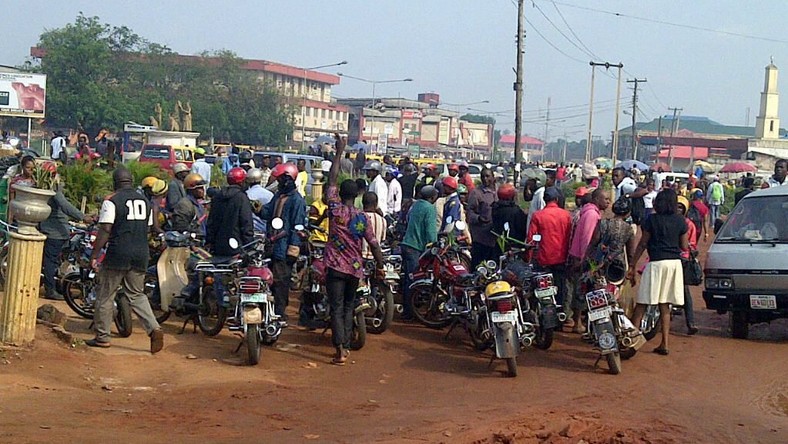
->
[[239, 150, 253, 164], [271, 163, 298, 181], [485, 281, 512, 298], [172, 162, 189, 175], [457, 184, 468, 195], [183, 173, 206, 190], [363, 160, 382, 172], [442, 176, 458, 191], [246, 167, 263, 184], [522, 168, 546, 187], [423, 163, 437, 172], [151, 179, 168, 196], [677, 195, 690, 216], [226, 167, 247, 185], [447, 163, 459, 172], [612, 196, 632, 216], [497, 183, 516, 201], [385, 166, 399, 177], [141, 176, 159, 190]]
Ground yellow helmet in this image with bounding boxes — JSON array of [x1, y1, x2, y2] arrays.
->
[[485, 281, 512, 298], [677, 195, 690, 216], [183, 173, 206, 190], [151, 179, 168, 196], [141, 176, 159, 189]]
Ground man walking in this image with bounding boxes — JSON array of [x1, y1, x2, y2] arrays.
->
[[166, 162, 190, 212], [467, 168, 498, 267], [86, 167, 164, 353], [706, 176, 725, 225]]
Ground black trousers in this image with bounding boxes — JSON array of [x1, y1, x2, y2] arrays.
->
[[43, 237, 67, 294], [326, 268, 359, 349], [542, 263, 567, 308], [271, 258, 293, 319]]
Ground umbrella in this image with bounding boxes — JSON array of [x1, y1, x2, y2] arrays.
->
[[615, 159, 649, 171], [351, 141, 368, 152], [313, 135, 335, 146], [692, 160, 715, 173], [650, 162, 672, 172], [719, 161, 757, 173], [593, 157, 614, 169]]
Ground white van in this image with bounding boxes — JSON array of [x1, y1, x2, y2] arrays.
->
[[652, 171, 689, 187], [703, 186, 788, 338]]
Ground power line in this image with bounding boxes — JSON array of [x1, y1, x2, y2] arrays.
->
[[550, 1, 599, 60], [543, 0, 788, 45], [523, 15, 587, 64]]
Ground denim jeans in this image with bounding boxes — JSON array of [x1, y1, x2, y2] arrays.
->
[[400, 245, 422, 319], [326, 268, 359, 349], [42, 237, 66, 294], [709, 204, 721, 225]]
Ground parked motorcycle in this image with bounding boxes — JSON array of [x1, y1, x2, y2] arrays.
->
[[584, 286, 644, 375], [360, 258, 398, 334]]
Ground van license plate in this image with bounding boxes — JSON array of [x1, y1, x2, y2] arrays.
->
[[750, 295, 776, 310]]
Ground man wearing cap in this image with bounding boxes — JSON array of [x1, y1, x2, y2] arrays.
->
[[528, 187, 572, 313], [421, 163, 439, 187], [364, 161, 389, 215], [384, 166, 402, 216], [191, 148, 212, 186], [447, 163, 460, 179], [166, 162, 190, 212], [492, 183, 527, 251], [458, 162, 474, 192]]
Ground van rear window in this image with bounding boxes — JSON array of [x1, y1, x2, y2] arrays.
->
[[142, 146, 169, 159]]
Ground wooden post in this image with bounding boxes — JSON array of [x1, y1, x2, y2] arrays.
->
[[0, 230, 46, 345]]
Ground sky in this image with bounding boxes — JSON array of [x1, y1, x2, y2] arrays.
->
[[3, 0, 788, 143]]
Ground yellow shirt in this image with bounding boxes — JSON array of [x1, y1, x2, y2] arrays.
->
[[309, 200, 329, 243], [296, 171, 309, 197]]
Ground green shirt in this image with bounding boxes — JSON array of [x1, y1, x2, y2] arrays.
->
[[402, 199, 438, 252]]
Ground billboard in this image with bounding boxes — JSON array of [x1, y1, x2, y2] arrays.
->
[[0, 72, 47, 118]]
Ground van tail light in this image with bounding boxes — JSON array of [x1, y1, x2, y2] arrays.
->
[[239, 277, 262, 294], [535, 274, 553, 289]]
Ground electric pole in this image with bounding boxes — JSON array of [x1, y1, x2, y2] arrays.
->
[[586, 62, 623, 163], [667, 107, 682, 169], [543, 96, 550, 161], [611, 64, 623, 163], [514, 0, 525, 185], [626, 78, 646, 160]]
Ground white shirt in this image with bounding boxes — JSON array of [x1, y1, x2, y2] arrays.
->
[[99, 199, 153, 226], [191, 159, 212, 186], [615, 177, 638, 201], [526, 186, 546, 233], [766, 176, 788, 187], [362, 211, 387, 259], [386, 178, 402, 214], [368, 174, 389, 215], [51, 136, 66, 159], [321, 160, 332, 172], [643, 190, 658, 209], [246, 184, 274, 206]]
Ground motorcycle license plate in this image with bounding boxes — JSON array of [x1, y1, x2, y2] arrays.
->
[[240, 293, 267, 304], [535, 286, 557, 302], [88, 270, 96, 279], [491, 311, 518, 324], [750, 295, 776, 310], [588, 306, 612, 322]]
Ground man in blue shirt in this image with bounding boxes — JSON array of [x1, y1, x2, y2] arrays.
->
[[400, 185, 439, 321]]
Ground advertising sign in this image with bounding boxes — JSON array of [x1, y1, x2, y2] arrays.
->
[[0, 72, 47, 118]]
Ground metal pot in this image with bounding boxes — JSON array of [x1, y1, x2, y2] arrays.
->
[[10, 184, 55, 234]]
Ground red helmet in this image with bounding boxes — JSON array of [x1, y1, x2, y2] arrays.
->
[[447, 163, 459, 172], [227, 167, 246, 185], [497, 183, 516, 201], [423, 163, 437, 171], [442, 176, 458, 191], [271, 163, 298, 181]]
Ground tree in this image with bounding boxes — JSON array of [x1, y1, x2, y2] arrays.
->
[[459, 113, 496, 125]]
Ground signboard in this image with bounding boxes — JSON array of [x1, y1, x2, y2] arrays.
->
[[0, 72, 46, 118], [377, 134, 388, 153], [401, 110, 423, 120], [384, 123, 394, 135]]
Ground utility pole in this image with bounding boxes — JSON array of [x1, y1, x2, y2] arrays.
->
[[611, 64, 623, 163], [667, 107, 682, 169], [561, 132, 567, 164], [626, 78, 646, 160], [586, 62, 623, 163], [543, 96, 550, 161], [514, 0, 525, 185]]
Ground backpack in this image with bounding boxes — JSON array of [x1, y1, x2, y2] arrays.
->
[[687, 204, 703, 233], [710, 183, 723, 202]]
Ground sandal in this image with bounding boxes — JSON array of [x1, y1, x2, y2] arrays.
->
[[331, 348, 348, 366], [652, 347, 669, 356]]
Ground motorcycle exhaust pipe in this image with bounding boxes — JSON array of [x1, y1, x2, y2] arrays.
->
[[621, 335, 633, 348], [557, 312, 567, 322], [520, 336, 533, 347], [371, 318, 382, 328], [265, 324, 280, 336], [394, 304, 404, 314]]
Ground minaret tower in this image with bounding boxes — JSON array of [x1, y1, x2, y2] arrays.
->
[[755, 59, 780, 139]]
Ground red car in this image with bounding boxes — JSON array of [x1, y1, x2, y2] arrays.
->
[[138, 144, 194, 172]]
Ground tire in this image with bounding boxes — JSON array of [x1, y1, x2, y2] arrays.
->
[[641, 305, 661, 341], [145, 273, 170, 324], [114, 294, 133, 338], [63, 274, 96, 319], [366, 284, 395, 335], [619, 347, 638, 360], [246, 324, 261, 365], [470, 310, 493, 351], [350, 311, 366, 350], [505, 357, 518, 377], [409, 282, 452, 329], [607, 352, 622, 375], [197, 285, 226, 336], [730, 311, 749, 339], [534, 327, 554, 350]]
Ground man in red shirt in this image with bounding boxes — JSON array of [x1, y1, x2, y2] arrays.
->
[[527, 187, 572, 312], [690, 189, 709, 241]]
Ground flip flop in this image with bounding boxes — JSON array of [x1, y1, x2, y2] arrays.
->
[[652, 347, 669, 356]]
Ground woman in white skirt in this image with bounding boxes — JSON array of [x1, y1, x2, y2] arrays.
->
[[627, 188, 689, 355]]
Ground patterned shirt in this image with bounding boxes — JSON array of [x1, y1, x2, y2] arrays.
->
[[325, 185, 379, 279]]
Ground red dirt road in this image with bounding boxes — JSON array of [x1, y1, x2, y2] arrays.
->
[[1, 240, 786, 443]]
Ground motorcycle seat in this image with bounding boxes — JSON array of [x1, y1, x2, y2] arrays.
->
[[199, 256, 242, 267]]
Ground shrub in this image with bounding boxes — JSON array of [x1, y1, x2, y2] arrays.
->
[[125, 161, 167, 186], [58, 163, 112, 213]]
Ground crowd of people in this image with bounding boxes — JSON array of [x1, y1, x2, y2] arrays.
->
[[4, 130, 786, 360]]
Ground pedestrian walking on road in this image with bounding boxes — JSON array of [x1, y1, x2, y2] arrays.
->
[[467, 168, 498, 268], [86, 167, 164, 353]]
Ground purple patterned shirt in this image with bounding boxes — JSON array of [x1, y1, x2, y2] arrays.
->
[[325, 185, 379, 279]]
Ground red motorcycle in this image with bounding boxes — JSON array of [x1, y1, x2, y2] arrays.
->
[[408, 221, 474, 329]]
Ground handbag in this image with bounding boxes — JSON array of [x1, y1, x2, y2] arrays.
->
[[683, 250, 704, 286]]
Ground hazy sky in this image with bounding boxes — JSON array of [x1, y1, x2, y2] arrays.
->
[[4, 0, 787, 141]]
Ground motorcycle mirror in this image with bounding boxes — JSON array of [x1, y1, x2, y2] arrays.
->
[[294, 224, 305, 231], [453, 220, 467, 232], [485, 259, 497, 270], [190, 232, 197, 239], [532, 234, 542, 243], [271, 218, 284, 230], [445, 216, 453, 225], [228, 238, 239, 249], [504, 222, 510, 232]]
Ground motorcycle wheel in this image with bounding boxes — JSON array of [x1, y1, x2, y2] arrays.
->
[[197, 285, 226, 336], [606, 352, 622, 375], [114, 294, 133, 338], [246, 324, 261, 365], [63, 274, 96, 319], [505, 357, 518, 377], [349, 311, 366, 350], [470, 311, 493, 351], [145, 273, 170, 324], [409, 282, 452, 329], [534, 327, 554, 350], [620, 347, 637, 360], [366, 284, 395, 335], [642, 305, 661, 341]]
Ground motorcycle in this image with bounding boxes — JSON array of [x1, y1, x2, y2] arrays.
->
[[584, 285, 644, 375], [408, 218, 473, 329], [360, 257, 398, 334], [298, 224, 368, 350]]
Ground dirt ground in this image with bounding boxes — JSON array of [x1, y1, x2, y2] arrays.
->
[[1, 238, 787, 443]]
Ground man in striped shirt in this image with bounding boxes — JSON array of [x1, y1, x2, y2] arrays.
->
[[362, 192, 387, 259]]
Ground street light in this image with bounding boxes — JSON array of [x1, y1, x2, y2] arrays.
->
[[300, 60, 348, 151], [337, 73, 413, 153]]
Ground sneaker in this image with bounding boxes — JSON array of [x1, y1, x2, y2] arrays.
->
[[44, 290, 65, 301], [85, 338, 111, 348], [149, 329, 164, 354]]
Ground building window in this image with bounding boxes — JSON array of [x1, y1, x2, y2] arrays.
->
[[321, 109, 326, 118], [329, 110, 334, 120], [770, 120, 774, 132]]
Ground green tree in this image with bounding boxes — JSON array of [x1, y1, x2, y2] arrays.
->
[[459, 113, 496, 125]]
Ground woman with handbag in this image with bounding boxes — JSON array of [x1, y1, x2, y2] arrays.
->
[[677, 196, 700, 335], [627, 189, 690, 355]]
